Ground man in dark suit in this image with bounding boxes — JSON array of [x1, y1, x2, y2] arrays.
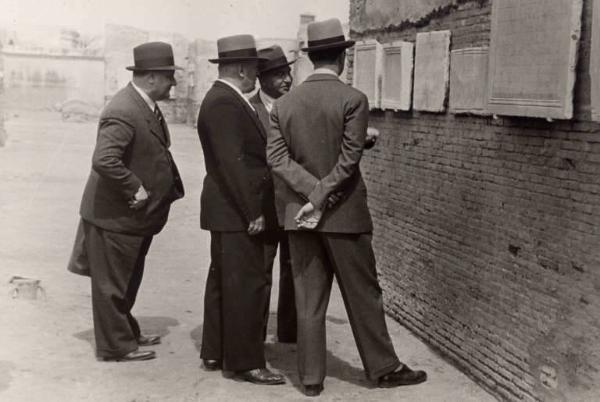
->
[[196, 34, 285, 385], [70, 42, 184, 362], [249, 45, 297, 344], [267, 19, 427, 396]]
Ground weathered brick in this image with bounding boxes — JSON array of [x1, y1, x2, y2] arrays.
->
[[351, 1, 600, 401]]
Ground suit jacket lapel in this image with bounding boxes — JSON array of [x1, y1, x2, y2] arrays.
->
[[126, 83, 169, 148], [215, 81, 267, 142], [249, 93, 270, 141]]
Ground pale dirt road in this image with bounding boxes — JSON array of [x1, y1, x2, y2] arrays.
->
[[0, 111, 496, 402]]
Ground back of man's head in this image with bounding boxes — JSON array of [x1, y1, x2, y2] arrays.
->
[[308, 48, 344, 66], [218, 61, 258, 94], [218, 62, 240, 79]]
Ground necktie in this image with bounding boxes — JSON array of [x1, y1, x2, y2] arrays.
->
[[154, 105, 164, 125], [153, 104, 169, 145]]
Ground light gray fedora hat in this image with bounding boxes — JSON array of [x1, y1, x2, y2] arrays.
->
[[300, 18, 355, 52], [209, 34, 268, 64]]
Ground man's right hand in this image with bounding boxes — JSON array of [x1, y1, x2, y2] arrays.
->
[[129, 185, 149, 210], [247, 215, 265, 235], [326, 191, 345, 209]]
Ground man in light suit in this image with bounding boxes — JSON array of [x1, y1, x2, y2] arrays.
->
[[249, 45, 297, 344], [267, 19, 427, 396], [69, 42, 184, 362], [196, 34, 285, 385]]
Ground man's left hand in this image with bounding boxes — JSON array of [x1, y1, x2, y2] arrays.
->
[[295, 202, 323, 230]]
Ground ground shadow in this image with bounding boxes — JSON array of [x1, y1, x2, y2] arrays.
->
[[190, 324, 203, 353], [190, 313, 368, 390], [0, 361, 16, 393], [73, 316, 179, 350], [265, 313, 370, 392]]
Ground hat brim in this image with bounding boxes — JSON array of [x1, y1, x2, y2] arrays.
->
[[208, 56, 268, 64], [126, 65, 184, 71], [301, 40, 355, 52], [259, 59, 296, 74]]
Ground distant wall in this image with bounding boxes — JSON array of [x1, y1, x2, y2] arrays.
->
[[1, 51, 104, 111], [103, 24, 191, 124]]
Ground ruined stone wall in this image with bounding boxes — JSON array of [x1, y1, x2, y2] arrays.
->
[[104, 25, 190, 124], [1, 51, 104, 111], [350, 0, 600, 401]]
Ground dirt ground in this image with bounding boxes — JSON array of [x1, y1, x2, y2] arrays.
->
[[0, 110, 496, 401]]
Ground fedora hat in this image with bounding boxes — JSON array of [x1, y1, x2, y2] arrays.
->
[[209, 34, 267, 64], [126, 41, 183, 71], [301, 18, 355, 52], [257, 45, 295, 74]]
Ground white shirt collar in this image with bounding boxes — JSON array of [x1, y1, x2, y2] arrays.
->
[[131, 81, 156, 112], [216, 78, 256, 112], [258, 89, 276, 113], [313, 67, 339, 77]]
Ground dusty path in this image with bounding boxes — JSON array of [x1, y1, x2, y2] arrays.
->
[[0, 111, 496, 401]]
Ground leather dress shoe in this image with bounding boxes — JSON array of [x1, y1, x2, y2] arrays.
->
[[377, 364, 427, 387], [303, 383, 324, 397], [137, 334, 161, 346], [202, 359, 222, 371], [236, 368, 285, 385], [102, 350, 156, 362]]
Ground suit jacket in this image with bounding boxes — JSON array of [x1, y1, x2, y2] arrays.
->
[[267, 73, 373, 233], [79, 83, 184, 236], [197, 81, 277, 231], [249, 91, 286, 227]]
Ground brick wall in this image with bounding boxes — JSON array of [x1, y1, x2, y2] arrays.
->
[[349, 0, 600, 401]]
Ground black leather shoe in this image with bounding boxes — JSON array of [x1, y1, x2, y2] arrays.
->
[[202, 359, 222, 371], [303, 383, 324, 397], [102, 350, 156, 362], [137, 334, 161, 346], [236, 368, 285, 385], [377, 364, 427, 387]]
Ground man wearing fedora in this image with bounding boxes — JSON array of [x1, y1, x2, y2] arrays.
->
[[196, 34, 285, 385], [69, 41, 184, 362], [249, 44, 297, 344], [267, 19, 427, 396]]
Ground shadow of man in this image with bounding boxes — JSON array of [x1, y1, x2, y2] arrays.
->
[[74, 316, 179, 350], [264, 313, 372, 393]]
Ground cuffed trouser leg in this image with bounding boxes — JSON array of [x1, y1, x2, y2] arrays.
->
[[201, 231, 269, 371], [288, 232, 333, 385], [200, 232, 223, 361], [322, 233, 400, 381], [276, 233, 297, 342], [84, 221, 152, 358], [288, 231, 401, 384]]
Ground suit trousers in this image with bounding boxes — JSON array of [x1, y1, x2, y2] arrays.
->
[[83, 220, 152, 358], [263, 229, 297, 342], [200, 231, 269, 371], [287, 231, 401, 385]]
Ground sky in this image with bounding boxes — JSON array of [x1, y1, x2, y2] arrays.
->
[[0, 0, 349, 40]]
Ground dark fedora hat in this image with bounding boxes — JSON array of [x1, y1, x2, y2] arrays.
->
[[257, 45, 295, 74], [126, 41, 183, 71], [301, 18, 355, 52], [209, 34, 268, 64]]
